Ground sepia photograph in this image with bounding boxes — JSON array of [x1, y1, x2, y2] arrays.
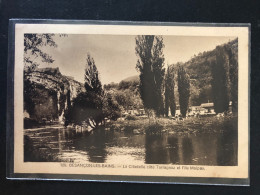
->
[[23, 34, 238, 166], [10, 21, 249, 184]]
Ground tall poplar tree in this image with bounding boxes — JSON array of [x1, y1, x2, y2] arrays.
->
[[165, 65, 176, 117], [178, 66, 190, 117], [224, 39, 238, 113], [84, 54, 103, 95], [135, 35, 165, 116], [211, 46, 230, 114]]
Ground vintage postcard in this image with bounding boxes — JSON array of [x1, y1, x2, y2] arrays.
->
[[8, 20, 249, 185]]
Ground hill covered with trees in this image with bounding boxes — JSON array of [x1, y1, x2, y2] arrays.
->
[[172, 38, 238, 112], [104, 75, 143, 112], [104, 38, 238, 118]]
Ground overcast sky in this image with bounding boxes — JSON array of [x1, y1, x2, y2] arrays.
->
[[38, 34, 235, 84]]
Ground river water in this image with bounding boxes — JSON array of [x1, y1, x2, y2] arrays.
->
[[24, 123, 237, 166]]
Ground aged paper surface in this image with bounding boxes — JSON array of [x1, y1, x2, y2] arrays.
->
[[14, 23, 249, 180]]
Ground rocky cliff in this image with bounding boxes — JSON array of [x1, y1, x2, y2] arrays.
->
[[24, 67, 85, 121]]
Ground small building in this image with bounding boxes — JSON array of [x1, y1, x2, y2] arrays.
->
[[200, 102, 215, 114], [126, 109, 146, 116], [138, 109, 145, 116]]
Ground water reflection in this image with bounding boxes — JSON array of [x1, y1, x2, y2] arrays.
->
[[24, 125, 238, 166], [73, 129, 109, 163], [181, 137, 194, 164], [167, 137, 180, 164], [216, 128, 238, 166], [145, 135, 171, 164]]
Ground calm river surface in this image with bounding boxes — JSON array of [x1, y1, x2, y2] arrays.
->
[[24, 123, 237, 166]]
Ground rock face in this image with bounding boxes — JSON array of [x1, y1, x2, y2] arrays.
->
[[24, 67, 85, 121]]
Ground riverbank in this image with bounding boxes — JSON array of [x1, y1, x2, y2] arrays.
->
[[107, 115, 237, 135], [24, 114, 237, 135]]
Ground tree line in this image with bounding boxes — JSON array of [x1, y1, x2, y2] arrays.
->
[[135, 35, 238, 117], [135, 35, 191, 117], [24, 34, 238, 129]]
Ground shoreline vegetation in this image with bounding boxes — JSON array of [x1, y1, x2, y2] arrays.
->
[[109, 114, 237, 135], [24, 114, 237, 137]]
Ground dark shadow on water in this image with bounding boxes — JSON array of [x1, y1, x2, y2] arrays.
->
[[145, 134, 182, 164], [145, 134, 170, 164], [216, 128, 238, 166], [182, 137, 194, 164], [167, 137, 180, 164], [145, 134, 194, 165], [73, 127, 109, 163]]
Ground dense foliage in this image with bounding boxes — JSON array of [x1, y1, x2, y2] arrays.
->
[[102, 93, 121, 121], [104, 78, 143, 112], [178, 39, 238, 112], [69, 91, 103, 127]]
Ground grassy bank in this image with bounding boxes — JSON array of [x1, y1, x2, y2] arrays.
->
[[107, 115, 238, 135]]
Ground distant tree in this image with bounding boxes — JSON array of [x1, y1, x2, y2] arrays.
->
[[84, 54, 103, 95], [135, 35, 165, 116], [210, 46, 230, 114], [178, 66, 190, 117], [102, 93, 121, 121], [104, 82, 119, 90], [117, 80, 139, 91], [114, 90, 130, 110], [164, 65, 176, 117], [118, 81, 130, 90]]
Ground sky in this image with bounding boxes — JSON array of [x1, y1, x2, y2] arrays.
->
[[38, 34, 235, 84]]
